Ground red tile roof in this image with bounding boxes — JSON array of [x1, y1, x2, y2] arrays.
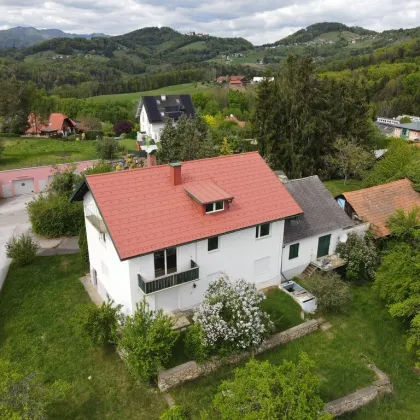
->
[[343, 179, 420, 237], [25, 113, 74, 134], [84, 152, 302, 260], [184, 181, 234, 204]]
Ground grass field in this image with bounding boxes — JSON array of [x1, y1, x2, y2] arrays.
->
[[0, 255, 166, 419], [172, 285, 420, 419], [324, 179, 363, 197], [87, 83, 213, 104], [1, 138, 98, 170]]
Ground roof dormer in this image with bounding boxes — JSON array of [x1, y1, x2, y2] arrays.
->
[[184, 181, 234, 215]]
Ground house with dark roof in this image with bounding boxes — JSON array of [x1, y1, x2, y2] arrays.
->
[[71, 152, 302, 314], [394, 121, 420, 142], [340, 179, 420, 238], [281, 176, 358, 279], [135, 94, 195, 143]]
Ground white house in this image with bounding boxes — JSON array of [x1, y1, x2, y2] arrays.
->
[[281, 176, 356, 279], [71, 153, 303, 314], [252, 76, 274, 83], [135, 95, 196, 143]]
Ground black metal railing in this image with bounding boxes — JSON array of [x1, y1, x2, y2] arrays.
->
[[138, 260, 199, 294]]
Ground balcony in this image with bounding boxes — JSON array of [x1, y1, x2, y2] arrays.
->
[[138, 260, 199, 294], [85, 205, 107, 233]]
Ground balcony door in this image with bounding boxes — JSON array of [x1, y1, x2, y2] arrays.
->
[[154, 248, 177, 278]]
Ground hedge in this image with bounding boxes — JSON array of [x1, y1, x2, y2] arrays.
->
[[28, 195, 84, 238]]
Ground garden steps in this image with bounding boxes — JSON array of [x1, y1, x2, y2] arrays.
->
[[301, 263, 319, 278]]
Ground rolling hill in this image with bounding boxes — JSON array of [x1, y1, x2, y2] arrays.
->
[[0, 26, 108, 49]]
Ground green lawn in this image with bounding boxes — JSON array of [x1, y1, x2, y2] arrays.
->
[[0, 255, 166, 419], [1, 138, 98, 170], [87, 83, 213, 104], [172, 285, 420, 419], [324, 179, 363, 197]]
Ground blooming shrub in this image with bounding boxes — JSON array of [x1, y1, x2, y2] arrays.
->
[[5, 233, 39, 266], [193, 274, 274, 355], [336, 232, 378, 281]]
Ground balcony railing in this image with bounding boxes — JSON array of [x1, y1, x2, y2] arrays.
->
[[85, 205, 107, 233], [138, 260, 199, 294]]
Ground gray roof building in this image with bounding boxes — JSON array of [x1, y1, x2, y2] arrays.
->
[[283, 176, 354, 244]]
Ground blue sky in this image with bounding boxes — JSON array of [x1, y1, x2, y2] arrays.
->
[[0, 0, 419, 44]]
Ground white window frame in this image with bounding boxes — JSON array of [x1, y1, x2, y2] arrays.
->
[[256, 223, 271, 239], [205, 201, 224, 214]]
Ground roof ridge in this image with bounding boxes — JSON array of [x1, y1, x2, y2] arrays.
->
[[85, 152, 261, 179], [285, 175, 320, 183]]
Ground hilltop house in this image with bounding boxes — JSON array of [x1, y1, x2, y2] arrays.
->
[[281, 176, 357, 279], [339, 179, 420, 237], [135, 95, 195, 142], [71, 153, 303, 314], [216, 75, 249, 87]]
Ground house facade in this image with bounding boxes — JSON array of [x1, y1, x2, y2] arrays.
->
[[71, 153, 303, 314], [135, 95, 195, 142], [25, 113, 77, 137], [281, 176, 357, 279]]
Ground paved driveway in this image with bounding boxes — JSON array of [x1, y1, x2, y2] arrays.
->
[[0, 194, 32, 289]]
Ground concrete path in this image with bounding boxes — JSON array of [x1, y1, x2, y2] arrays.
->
[[0, 194, 80, 290]]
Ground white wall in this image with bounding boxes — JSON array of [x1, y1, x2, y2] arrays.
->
[[128, 220, 285, 313], [84, 192, 132, 314], [281, 228, 344, 280], [139, 106, 165, 142]]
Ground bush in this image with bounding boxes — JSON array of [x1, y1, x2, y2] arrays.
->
[[184, 323, 209, 363], [118, 300, 178, 382], [113, 120, 134, 136], [28, 195, 84, 237], [84, 160, 114, 175], [78, 226, 89, 265], [193, 274, 274, 356], [160, 406, 189, 420], [5, 233, 39, 266], [212, 354, 331, 420], [84, 130, 104, 140], [96, 138, 124, 160], [303, 271, 352, 313], [48, 164, 82, 196], [81, 298, 123, 347], [336, 232, 378, 281]]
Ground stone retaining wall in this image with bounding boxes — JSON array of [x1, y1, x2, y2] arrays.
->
[[324, 364, 392, 417], [158, 319, 319, 392]]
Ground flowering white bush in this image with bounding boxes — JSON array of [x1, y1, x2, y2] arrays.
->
[[193, 274, 274, 352]]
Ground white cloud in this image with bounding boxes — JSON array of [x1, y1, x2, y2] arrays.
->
[[0, 0, 418, 44]]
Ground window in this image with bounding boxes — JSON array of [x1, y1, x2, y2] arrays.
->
[[99, 232, 106, 244], [205, 201, 224, 214], [256, 223, 271, 238], [208, 236, 219, 252], [254, 257, 270, 275], [289, 243, 299, 260], [154, 247, 177, 278]]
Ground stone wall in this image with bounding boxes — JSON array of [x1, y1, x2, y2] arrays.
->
[[324, 364, 393, 417], [158, 319, 319, 392]]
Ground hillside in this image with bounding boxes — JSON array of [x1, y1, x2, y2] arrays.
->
[[0, 26, 108, 49]]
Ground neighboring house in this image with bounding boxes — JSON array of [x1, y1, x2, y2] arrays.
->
[[70, 152, 303, 314], [252, 77, 274, 83], [224, 114, 246, 128], [340, 179, 420, 237], [135, 95, 195, 142], [216, 75, 249, 87], [394, 121, 420, 141], [25, 113, 77, 137], [281, 176, 356, 280], [0, 160, 96, 198]]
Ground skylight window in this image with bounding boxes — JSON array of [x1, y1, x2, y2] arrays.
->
[[205, 201, 224, 214]]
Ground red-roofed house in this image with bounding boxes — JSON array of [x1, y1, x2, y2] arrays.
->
[[71, 152, 303, 314], [25, 113, 76, 137], [216, 75, 249, 87]]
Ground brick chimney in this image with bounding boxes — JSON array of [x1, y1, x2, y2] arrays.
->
[[147, 152, 157, 167], [169, 162, 182, 186]]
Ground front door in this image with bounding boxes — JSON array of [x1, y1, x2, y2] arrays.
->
[[317, 234, 331, 258]]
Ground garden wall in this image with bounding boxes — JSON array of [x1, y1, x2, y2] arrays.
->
[[324, 364, 392, 416], [158, 319, 319, 392]]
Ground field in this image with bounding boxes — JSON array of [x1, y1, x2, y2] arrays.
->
[[0, 138, 98, 170], [87, 83, 213, 104], [0, 255, 166, 419]]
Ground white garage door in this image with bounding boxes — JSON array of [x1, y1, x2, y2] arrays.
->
[[13, 179, 34, 196]]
